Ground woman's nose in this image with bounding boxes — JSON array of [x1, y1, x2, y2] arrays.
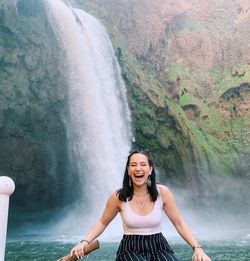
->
[[135, 164, 141, 170]]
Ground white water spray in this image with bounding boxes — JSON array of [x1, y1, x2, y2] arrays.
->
[[45, 0, 132, 233]]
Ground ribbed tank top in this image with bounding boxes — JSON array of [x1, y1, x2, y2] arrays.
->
[[120, 187, 163, 235]]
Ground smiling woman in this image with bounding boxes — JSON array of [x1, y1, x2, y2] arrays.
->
[[70, 150, 212, 261], [117, 150, 158, 203]]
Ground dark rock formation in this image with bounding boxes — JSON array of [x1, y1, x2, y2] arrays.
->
[[0, 0, 79, 221]]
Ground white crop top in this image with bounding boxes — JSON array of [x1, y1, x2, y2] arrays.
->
[[120, 187, 163, 235]]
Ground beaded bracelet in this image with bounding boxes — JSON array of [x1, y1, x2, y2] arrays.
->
[[80, 239, 90, 244], [192, 245, 202, 251]]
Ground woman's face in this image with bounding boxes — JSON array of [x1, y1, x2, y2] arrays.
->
[[127, 153, 152, 187]]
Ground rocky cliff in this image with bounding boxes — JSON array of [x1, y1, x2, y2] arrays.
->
[[0, 0, 80, 218], [71, 0, 250, 192]]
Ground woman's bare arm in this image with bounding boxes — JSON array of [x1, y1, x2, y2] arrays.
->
[[70, 191, 121, 258], [160, 185, 211, 261]]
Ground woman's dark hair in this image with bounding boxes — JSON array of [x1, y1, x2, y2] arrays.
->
[[117, 149, 158, 202]]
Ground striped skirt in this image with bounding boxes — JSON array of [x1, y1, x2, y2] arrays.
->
[[116, 233, 180, 261]]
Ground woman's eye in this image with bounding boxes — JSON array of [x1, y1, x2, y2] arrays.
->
[[129, 163, 148, 167]]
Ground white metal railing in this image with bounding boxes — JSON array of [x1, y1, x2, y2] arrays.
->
[[0, 176, 15, 261]]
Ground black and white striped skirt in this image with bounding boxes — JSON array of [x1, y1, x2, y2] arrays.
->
[[116, 233, 180, 261]]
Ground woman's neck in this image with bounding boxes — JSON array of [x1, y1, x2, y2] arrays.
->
[[133, 186, 148, 196]]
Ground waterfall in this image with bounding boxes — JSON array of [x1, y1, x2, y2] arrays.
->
[[44, 0, 132, 227]]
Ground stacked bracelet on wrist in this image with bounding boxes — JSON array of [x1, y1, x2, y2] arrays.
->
[[80, 239, 90, 244], [192, 244, 202, 251]]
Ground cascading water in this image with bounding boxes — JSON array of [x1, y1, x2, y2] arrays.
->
[[44, 0, 132, 232]]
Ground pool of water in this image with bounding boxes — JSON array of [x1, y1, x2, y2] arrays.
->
[[5, 236, 250, 261]]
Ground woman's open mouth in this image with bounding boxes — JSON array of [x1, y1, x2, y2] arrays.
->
[[134, 174, 144, 179]]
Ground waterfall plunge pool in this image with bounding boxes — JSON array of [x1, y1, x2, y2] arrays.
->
[[5, 235, 250, 261]]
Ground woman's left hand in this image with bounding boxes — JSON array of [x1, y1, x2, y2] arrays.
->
[[192, 248, 211, 261]]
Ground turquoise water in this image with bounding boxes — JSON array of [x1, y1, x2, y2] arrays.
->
[[5, 237, 250, 261]]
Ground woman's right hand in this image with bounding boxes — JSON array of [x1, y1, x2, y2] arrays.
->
[[70, 241, 89, 259], [192, 247, 211, 261]]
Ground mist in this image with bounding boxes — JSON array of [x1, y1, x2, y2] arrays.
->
[[8, 174, 249, 245]]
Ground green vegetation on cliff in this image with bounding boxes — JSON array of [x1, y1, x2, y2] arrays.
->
[[75, 0, 250, 189]]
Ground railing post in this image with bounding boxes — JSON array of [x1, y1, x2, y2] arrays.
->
[[0, 176, 15, 261]]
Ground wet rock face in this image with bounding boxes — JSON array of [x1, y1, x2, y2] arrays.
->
[[0, 1, 78, 216], [72, 0, 250, 186]]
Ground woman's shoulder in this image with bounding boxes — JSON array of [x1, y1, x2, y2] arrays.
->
[[110, 190, 122, 200], [101, 191, 122, 212], [107, 190, 123, 209], [156, 184, 170, 193], [156, 184, 173, 202]]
